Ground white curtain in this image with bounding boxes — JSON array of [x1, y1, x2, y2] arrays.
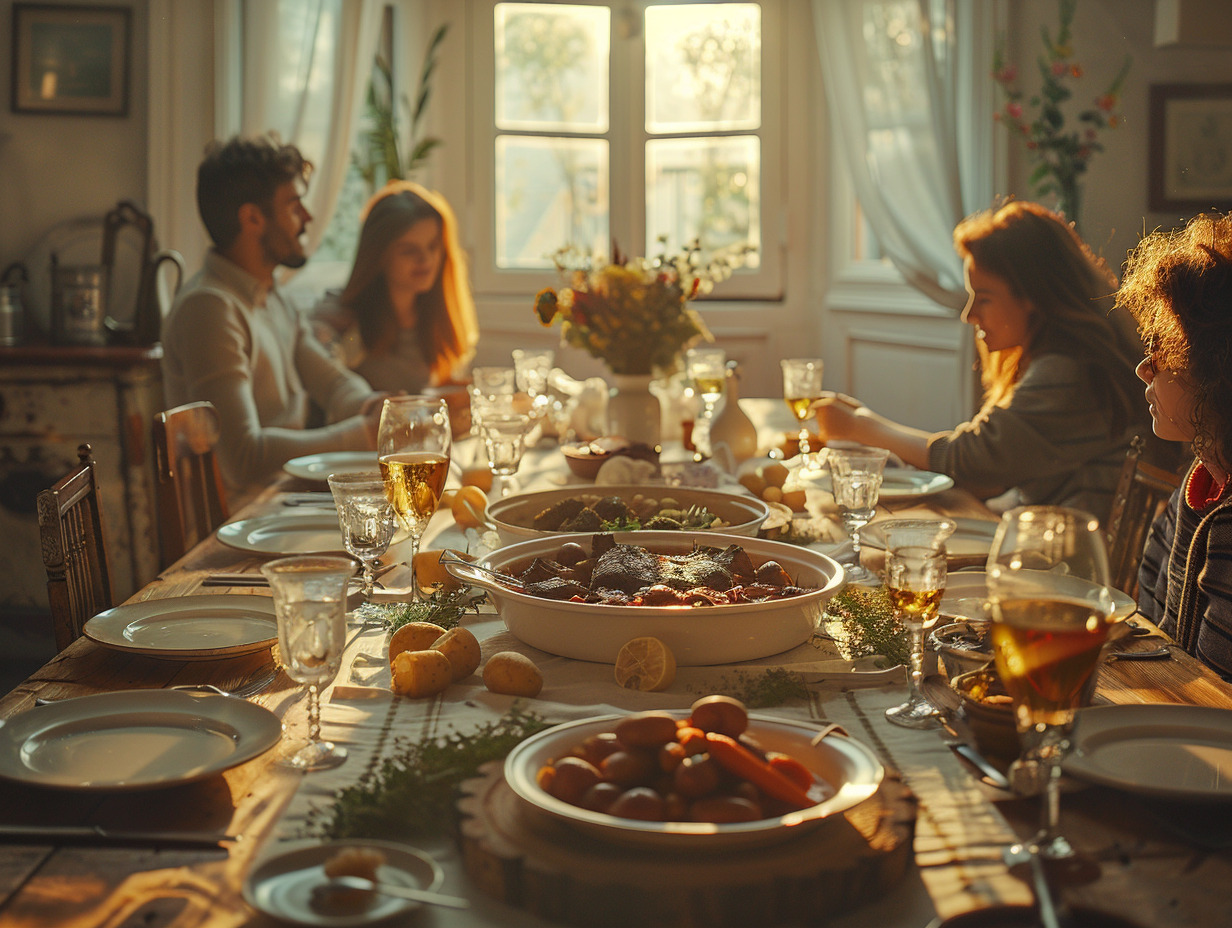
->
[[235, 0, 385, 257], [813, 0, 996, 310]]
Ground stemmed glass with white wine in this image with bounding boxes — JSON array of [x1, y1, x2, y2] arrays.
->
[[685, 346, 726, 455], [985, 505, 1122, 861], [260, 555, 356, 771], [881, 518, 956, 729], [327, 471, 396, 599], [780, 358, 824, 470], [377, 396, 452, 602], [827, 446, 889, 585]]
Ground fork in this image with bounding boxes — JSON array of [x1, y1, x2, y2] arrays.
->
[[33, 667, 280, 707]]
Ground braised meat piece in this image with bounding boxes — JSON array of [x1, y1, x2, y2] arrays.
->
[[592, 496, 635, 522], [524, 576, 590, 600], [561, 508, 603, 532], [592, 543, 661, 594], [533, 498, 588, 532]]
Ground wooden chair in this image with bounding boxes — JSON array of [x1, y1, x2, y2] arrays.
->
[[153, 401, 230, 568], [1106, 435, 1182, 600], [37, 444, 114, 651]]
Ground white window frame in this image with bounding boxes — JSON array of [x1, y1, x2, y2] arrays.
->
[[466, 0, 785, 300]]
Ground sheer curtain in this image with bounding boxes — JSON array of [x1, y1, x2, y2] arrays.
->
[[235, 0, 384, 259], [813, 0, 997, 309]]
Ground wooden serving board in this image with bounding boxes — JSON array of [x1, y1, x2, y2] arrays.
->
[[456, 762, 917, 927]]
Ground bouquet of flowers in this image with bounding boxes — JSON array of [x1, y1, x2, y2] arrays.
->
[[533, 239, 750, 376], [992, 0, 1130, 224]]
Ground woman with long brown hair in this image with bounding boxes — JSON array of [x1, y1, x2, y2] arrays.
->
[[316, 181, 479, 392], [812, 200, 1155, 520]]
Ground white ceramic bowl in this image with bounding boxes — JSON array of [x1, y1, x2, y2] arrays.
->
[[447, 530, 845, 665], [485, 483, 770, 547], [504, 713, 884, 849]]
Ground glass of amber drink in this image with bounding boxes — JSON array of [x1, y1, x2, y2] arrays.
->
[[986, 506, 1119, 861], [882, 518, 956, 729], [377, 396, 452, 601]]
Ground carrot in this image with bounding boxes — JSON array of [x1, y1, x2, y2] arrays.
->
[[676, 726, 708, 755], [767, 752, 814, 792], [704, 732, 814, 810]]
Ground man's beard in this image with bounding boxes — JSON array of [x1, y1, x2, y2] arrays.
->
[[262, 225, 308, 269]]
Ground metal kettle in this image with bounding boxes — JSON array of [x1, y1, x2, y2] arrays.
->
[[101, 200, 185, 346]]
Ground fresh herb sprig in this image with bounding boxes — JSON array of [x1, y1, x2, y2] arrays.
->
[[823, 585, 910, 668], [309, 706, 553, 840], [354, 587, 487, 634], [694, 668, 809, 708]]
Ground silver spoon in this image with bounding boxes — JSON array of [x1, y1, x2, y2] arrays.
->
[[310, 875, 470, 910], [1106, 646, 1173, 661]]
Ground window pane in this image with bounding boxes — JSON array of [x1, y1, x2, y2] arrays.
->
[[496, 136, 609, 268], [646, 135, 760, 265], [495, 3, 609, 133], [645, 3, 760, 134]]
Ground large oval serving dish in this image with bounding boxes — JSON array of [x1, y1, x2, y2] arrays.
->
[[486, 483, 770, 546], [447, 531, 844, 665], [504, 713, 884, 849]]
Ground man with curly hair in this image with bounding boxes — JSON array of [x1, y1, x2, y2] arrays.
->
[[162, 135, 385, 494], [1118, 211, 1232, 679]]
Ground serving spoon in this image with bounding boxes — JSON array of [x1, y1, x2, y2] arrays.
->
[[310, 875, 470, 910]]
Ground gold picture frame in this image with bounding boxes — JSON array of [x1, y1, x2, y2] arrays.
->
[[10, 3, 131, 117], [1149, 83, 1232, 214]]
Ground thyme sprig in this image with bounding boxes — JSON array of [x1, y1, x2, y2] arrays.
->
[[693, 668, 810, 708], [354, 587, 488, 634], [308, 706, 553, 841], [822, 585, 910, 668]]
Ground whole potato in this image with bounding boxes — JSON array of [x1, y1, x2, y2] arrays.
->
[[387, 621, 447, 666], [483, 651, 543, 697], [614, 711, 679, 749], [432, 626, 482, 681], [690, 695, 749, 737], [390, 649, 453, 699]]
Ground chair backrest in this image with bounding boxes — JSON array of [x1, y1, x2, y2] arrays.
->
[[37, 444, 114, 651], [153, 401, 230, 567], [1106, 435, 1183, 600]]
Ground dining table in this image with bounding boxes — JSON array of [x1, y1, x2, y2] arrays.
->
[[2, 397, 1231, 928]]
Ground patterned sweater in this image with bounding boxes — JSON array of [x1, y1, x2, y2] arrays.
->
[[927, 353, 1146, 522], [1137, 460, 1232, 679]]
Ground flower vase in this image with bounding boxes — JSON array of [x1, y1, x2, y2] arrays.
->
[[606, 373, 660, 445], [1056, 178, 1082, 232]]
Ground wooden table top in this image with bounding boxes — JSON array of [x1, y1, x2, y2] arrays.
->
[[2, 434, 1230, 928]]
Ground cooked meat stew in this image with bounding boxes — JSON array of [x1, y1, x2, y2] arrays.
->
[[503, 533, 813, 606], [530, 494, 725, 532]]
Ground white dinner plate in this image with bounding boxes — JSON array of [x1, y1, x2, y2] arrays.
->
[[862, 517, 999, 559], [504, 713, 884, 849], [0, 690, 281, 791], [816, 467, 954, 500], [83, 594, 277, 660], [1064, 704, 1232, 802], [217, 512, 348, 556], [284, 452, 379, 482], [940, 571, 1136, 623], [243, 839, 445, 926]]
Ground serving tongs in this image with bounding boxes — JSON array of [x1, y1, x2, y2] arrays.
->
[[438, 552, 524, 592]]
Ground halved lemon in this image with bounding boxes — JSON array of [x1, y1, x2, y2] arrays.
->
[[614, 636, 677, 692]]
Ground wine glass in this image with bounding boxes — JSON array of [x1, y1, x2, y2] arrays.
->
[[685, 346, 726, 455], [780, 358, 824, 470], [260, 555, 356, 771], [377, 396, 452, 602], [327, 471, 396, 599], [480, 410, 532, 496], [881, 518, 957, 729], [827, 446, 890, 584], [985, 505, 1120, 861]]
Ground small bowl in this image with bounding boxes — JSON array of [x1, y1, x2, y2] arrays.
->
[[952, 667, 1021, 764], [562, 438, 659, 481], [930, 619, 993, 680]]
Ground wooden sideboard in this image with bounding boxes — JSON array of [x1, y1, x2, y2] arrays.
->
[[0, 345, 164, 635]]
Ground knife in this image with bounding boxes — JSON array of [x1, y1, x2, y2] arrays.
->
[[0, 824, 240, 849], [947, 740, 1011, 790], [201, 573, 269, 586]]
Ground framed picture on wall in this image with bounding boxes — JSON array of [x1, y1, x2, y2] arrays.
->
[[10, 3, 131, 116], [1149, 83, 1232, 213]]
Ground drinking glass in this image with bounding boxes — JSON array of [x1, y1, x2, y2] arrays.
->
[[881, 518, 957, 729], [377, 396, 452, 601], [780, 358, 824, 469], [685, 346, 726, 455], [327, 471, 396, 599], [261, 555, 356, 771], [481, 410, 532, 495], [985, 505, 1120, 861], [827, 446, 890, 584]]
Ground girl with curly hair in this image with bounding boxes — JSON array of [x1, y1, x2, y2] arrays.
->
[[315, 181, 479, 393], [812, 200, 1154, 521], [1118, 211, 1232, 678]]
